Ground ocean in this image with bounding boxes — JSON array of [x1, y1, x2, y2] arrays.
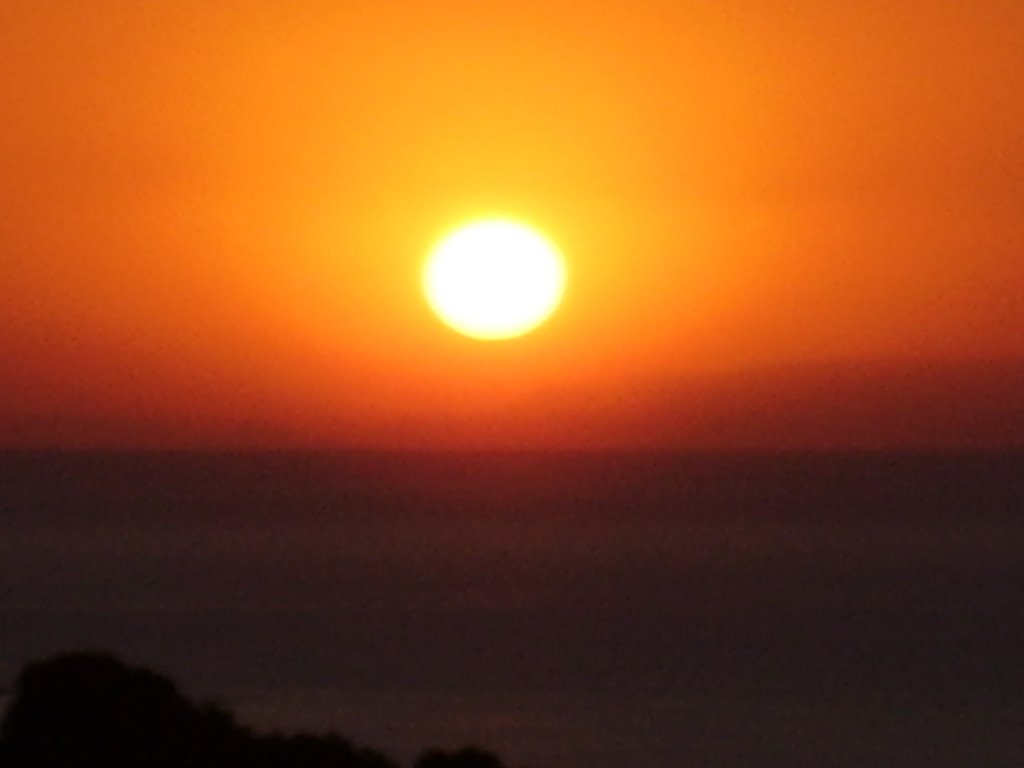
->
[[1, 450, 1022, 767]]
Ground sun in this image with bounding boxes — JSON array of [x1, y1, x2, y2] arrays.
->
[[423, 219, 567, 341]]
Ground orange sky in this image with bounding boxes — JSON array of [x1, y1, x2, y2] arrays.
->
[[2, 0, 1022, 448]]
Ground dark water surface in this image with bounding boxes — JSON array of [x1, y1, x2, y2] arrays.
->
[[2, 451, 1023, 767]]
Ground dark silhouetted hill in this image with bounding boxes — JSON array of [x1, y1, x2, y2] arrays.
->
[[414, 748, 506, 768], [0, 653, 507, 768]]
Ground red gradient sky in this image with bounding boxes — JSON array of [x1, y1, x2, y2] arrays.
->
[[2, 1, 1022, 448]]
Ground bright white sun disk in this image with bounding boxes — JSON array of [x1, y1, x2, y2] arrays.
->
[[423, 220, 566, 340]]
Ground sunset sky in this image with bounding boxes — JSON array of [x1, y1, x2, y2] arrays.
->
[[3, 0, 1022, 449]]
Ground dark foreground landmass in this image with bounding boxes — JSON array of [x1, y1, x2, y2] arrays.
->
[[2, 451, 1022, 767], [0, 653, 507, 768]]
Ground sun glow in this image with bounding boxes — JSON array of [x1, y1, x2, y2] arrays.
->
[[423, 219, 567, 340]]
